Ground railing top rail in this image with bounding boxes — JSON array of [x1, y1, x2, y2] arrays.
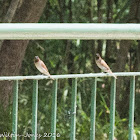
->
[[0, 72, 140, 81], [0, 23, 140, 40]]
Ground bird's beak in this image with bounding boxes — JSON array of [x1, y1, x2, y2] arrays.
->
[[96, 53, 99, 55], [35, 56, 39, 60]]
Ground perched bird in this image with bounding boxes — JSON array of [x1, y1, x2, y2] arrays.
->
[[34, 56, 54, 80], [95, 53, 117, 79]]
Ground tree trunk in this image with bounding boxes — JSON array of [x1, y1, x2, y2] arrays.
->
[[135, 41, 140, 71], [88, 0, 97, 72], [115, 0, 140, 116], [65, 0, 74, 85], [97, 0, 103, 55], [105, 0, 114, 62], [0, 0, 20, 49], [0, 0, 47, 108], [115, 41, 131, 114]]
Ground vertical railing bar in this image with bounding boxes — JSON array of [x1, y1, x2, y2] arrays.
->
[[90, 78, 97, 140], [12, 80, 18, 140], [109, 77, 116, 140], [51, 79, 58, 140], [70, 78, 77, 140], [32, 80, 38, 140], [128, 76, 135, 140]]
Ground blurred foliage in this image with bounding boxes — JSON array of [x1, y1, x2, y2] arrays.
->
[[0, 0, 140, 140]]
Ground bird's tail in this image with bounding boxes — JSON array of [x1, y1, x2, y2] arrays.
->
[[49, 75, 54, 80], [108, 70, 117, 79], [44, 72, 54, 80]]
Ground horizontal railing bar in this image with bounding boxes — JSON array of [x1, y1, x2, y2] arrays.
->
[[0, 72, 140, 80], [0, 23, 140, 40]]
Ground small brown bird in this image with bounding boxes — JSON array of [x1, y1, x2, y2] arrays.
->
[[34, 56, 54, 80], [95, 53, 117, 79]]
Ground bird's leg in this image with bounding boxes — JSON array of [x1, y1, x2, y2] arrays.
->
[[101, 71, 106, 73], [37, 73, 43, 76], [49, 75, 54, 80], [39, 74, 47, 76], [106, 73, 109, 76]]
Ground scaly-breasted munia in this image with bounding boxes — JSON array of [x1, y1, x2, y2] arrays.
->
[[95, 53, 117, 79], [34, 56, 54, 80]]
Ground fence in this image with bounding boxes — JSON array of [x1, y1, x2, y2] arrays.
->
[[1, 72, 139, 140], [0, 23, 140, 140]]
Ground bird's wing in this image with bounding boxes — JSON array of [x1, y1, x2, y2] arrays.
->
[[100, 59, 110, 70], [40, 60, 49, 72]]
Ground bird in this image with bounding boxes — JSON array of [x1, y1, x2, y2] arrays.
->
[[95, 53, 117, 79], [34, 56, 54, 80]]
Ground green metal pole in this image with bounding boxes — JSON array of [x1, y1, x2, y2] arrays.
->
[[128, 76, 135, 140], [51, 79, 58, 140], [32, 80, 38, 140], [12, 80, 18, 140], [70, 78, 77, 140], [109, 78, 116, 140], [90, 78, 97, 140]]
